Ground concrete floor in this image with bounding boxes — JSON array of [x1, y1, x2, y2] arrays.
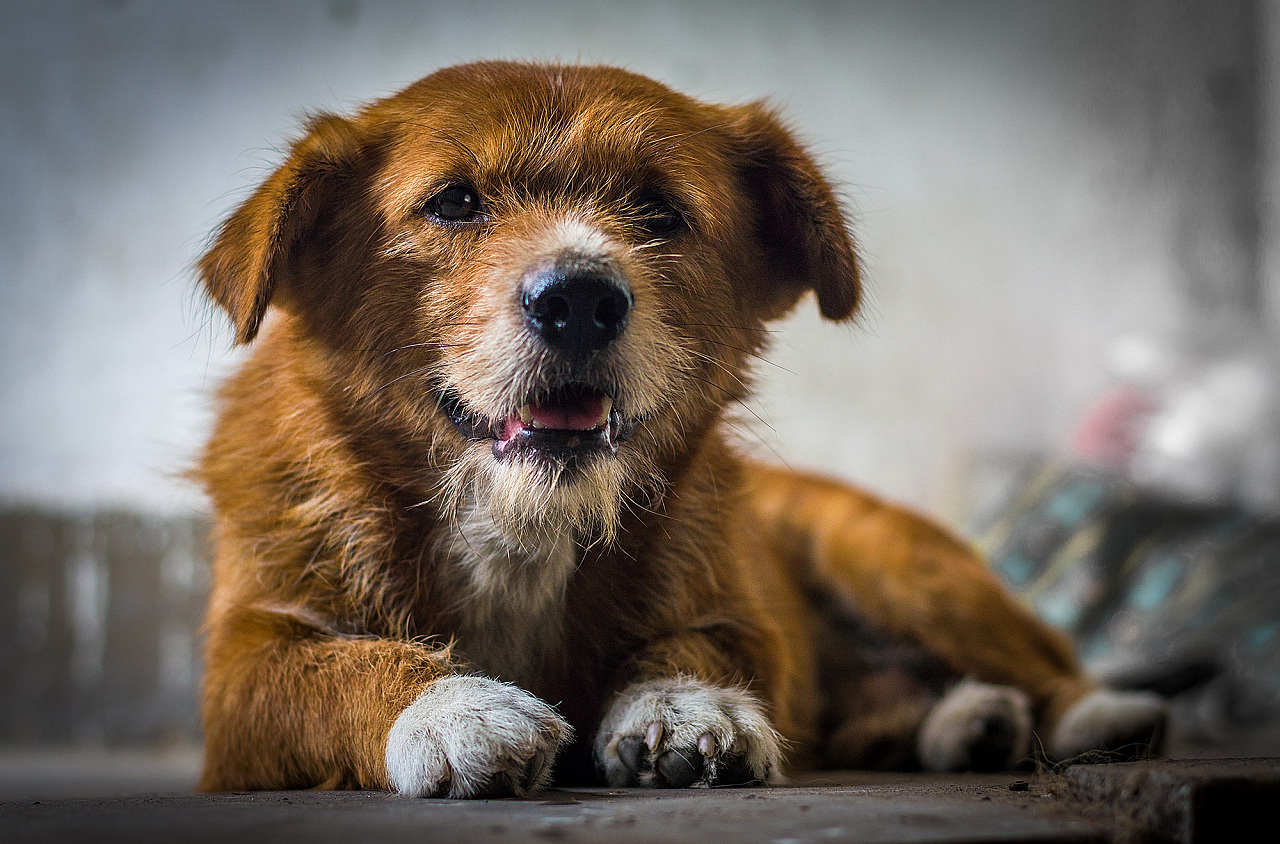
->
[[3, 747, 1278, 844]]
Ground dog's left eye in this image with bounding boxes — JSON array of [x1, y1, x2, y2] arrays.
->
[[425, 184, 484, 222], [635, 194, 685, 237]]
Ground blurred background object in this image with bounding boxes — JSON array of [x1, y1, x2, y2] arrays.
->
[[0, 510, 207, 745], [1, 0, 1277, 756]]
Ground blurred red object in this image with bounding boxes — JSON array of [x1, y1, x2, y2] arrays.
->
[[1071, 384, 1158, 471]]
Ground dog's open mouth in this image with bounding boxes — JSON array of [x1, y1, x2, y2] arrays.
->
[[439, 383, 630, 464]]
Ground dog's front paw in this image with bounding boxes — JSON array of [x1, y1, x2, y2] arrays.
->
[[917, 679, 1033, 772], [385, 675, 572, 798], [594, 678, 782, 788], [1049, 688, 1167, 763]]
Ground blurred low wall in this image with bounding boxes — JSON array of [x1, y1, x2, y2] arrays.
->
[[0, 509, 207, 746]]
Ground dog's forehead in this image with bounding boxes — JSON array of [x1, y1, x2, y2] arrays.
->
[[377, 63, 731, 192]]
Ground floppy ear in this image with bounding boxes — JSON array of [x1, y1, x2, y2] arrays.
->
[[728, 102, 862, 322], [199, 113, 364, 344]]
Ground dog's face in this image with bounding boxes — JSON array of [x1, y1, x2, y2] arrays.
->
[[200, 62, 859, 547]]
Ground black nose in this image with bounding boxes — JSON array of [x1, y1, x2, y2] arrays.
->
[[522, 267, 633, 359]]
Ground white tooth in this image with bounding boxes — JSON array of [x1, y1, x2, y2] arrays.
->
[[598, 396, 613, 428], [519, 404, 533, 426]]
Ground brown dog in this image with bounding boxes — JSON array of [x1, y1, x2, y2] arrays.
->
[[195, 61, 1165, 796]]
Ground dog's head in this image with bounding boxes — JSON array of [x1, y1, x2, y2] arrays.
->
[[200, 62, 859, 547]]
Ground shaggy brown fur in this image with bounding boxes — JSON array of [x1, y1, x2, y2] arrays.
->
[[195, 61, 1146, 796]]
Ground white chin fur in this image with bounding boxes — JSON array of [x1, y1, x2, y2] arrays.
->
[[441, 440, 633, 551], [385, 675, 572, 798]]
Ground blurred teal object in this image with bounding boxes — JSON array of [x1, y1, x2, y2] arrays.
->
[[977, 461, 1280, 735]]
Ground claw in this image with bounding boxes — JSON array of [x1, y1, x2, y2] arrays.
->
[[697, 733, 716, 757], [645, 722, 664, 751]]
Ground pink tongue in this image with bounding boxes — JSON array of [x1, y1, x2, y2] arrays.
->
[[530, 395, 605, 430]]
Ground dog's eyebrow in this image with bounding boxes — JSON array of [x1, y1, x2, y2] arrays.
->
[[419, 128, 484, 170]]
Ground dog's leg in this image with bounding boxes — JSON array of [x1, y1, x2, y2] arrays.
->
[[917, 679, 1033, 772], [1048, 687, 1166, 763], [199, 612, 571, 797], [747, 463, 1167, 759]]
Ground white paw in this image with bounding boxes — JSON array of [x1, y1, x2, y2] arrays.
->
[[918, 679, 1032, 772], [594, 677, 783, 788], [385, 675, 572, 798], [1050, 688, 1167, 762]]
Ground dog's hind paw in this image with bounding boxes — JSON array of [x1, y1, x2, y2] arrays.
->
[[1049, 688, 1167, 763], [917, 679, 1033, 772], [385, 675, 572, 798], [594, 677, 783, 788]]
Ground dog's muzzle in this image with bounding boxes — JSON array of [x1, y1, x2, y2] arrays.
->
[[436, 257, 639, 471]]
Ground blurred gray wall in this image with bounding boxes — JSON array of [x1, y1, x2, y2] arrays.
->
[[1, 0, 1275, 747], [0, 0, 1271, 518]]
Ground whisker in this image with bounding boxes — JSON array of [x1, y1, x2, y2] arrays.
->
[[721, 414, 792, 472], [683, 373, 776, 436], [684, 347, 754, 396], [366, 365, 436, 398], [670, 322, 782, 335], [728, 394, 779, 439], [343, 343, 465, 357], [692, 339, 796, 375], [372, 342, 464, 360]]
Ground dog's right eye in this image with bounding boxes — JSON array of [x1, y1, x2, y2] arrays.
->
[[425, 184, 484, 222]]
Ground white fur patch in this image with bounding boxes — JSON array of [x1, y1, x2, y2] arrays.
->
[[917, 679, 1032, 772], [436, 502, 577, 687], [548, 217, 614, 257], [1049, 688, 1167, 762], [385, 675, 572, 798], [594, 677, 783, 787]]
